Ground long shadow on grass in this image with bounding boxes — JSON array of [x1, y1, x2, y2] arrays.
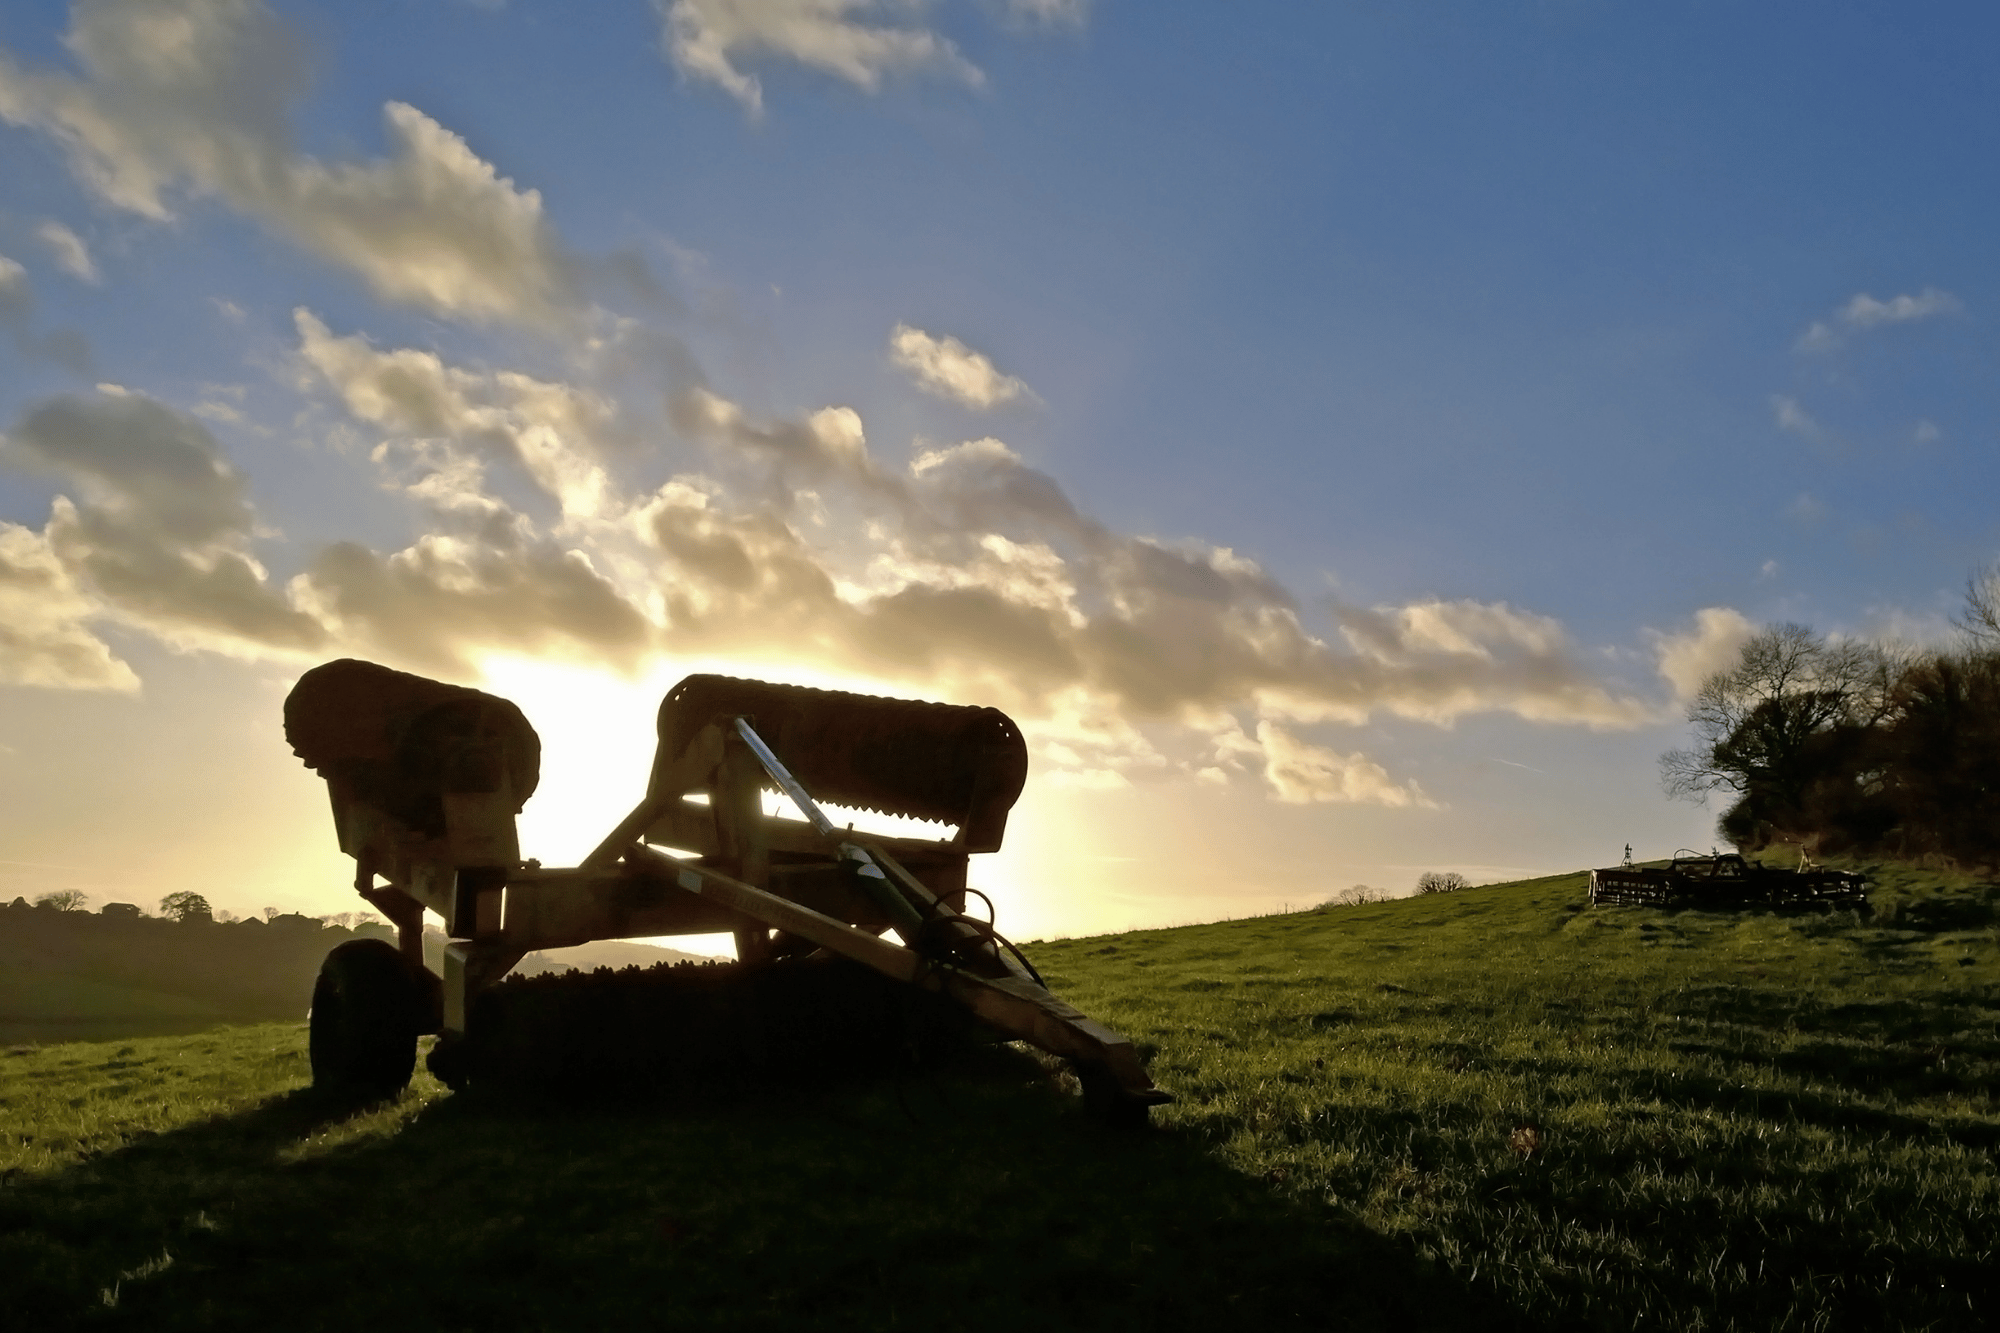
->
[[0, 1044, 1521, 1333]]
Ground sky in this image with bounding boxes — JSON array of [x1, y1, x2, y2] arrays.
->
[[1, 0, 1995, 944]]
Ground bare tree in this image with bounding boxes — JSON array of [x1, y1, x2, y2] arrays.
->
[[1323, 884, 1383, 907], [1660, 623, 1900, 807], [1416, 871, 1468, 894], [33, 889, 88, 911], [1958, 560, 2000, 646]]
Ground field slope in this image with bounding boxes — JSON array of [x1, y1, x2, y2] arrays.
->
[[3, 866, 1994, 1330]]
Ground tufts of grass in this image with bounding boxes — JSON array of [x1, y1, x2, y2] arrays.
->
[[3, 863, 1994, 1330], [1033, 869, 1998, 1331]]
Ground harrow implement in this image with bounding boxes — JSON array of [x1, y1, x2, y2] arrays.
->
[[1588, 851, 1867, 909], [286, 659, 1168, 1122]]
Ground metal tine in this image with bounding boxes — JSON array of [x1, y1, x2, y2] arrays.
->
[[730, 717, 1024, 979], [733, 716, 840, 840], [732, 717, 923, 938]]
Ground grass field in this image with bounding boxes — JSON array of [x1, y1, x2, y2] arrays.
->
[[3, 863, 1994, 1330]]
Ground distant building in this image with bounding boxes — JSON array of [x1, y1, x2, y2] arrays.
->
[[101, 903, 144, 919]]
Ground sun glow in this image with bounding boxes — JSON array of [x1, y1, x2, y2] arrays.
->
[[471, 652, 1061, 945]]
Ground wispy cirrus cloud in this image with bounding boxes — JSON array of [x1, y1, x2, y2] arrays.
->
[[0, 254, 27, 321], [34, 221, 97, 283], [1005, 0, 1090, 28], [657, 0, 983, 118], [1771, 393, 1822, 440], [1795, 287, 1962, 353]]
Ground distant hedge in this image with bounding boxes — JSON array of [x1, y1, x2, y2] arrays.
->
[[0, 901, 394, 1040]]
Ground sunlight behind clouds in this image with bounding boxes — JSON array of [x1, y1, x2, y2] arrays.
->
[[3, 0, 1987, 932]]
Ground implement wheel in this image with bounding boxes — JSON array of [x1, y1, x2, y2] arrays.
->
[[310, 939, 421, 1097], [426, 1030, 472, 1092]]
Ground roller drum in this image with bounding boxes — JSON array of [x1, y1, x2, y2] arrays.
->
[[285, 658, 541, 838], [657, 674, 1028, 850]]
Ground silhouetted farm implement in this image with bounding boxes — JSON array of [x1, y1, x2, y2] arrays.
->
[[1588, 851, 1866, 910], [286, 659, 1168, 1121]]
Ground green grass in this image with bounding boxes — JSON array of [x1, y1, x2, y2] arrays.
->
[[3, 864, 1995, 1330], [0, 973, 242, 1046]]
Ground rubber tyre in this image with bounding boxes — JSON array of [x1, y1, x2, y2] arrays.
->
[[310, 939, 420, 1097], [425, 1030, 472, 1092]]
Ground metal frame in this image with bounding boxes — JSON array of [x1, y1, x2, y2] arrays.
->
[[1588, 852, 1867, 908], [313, 672, 1169, 1112]]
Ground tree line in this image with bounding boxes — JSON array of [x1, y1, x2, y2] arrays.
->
[[16, 888, 382, 930], [1662, 563, 2000, 867]]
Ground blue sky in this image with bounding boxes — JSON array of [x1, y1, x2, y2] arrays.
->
[[1, 1, 1994, 937]]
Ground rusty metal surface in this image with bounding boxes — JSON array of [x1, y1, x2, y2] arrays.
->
[[285, 658, 541, 837], [1588, 854, 1867, 908], [655, 674, 1027, 849], [288, 658, 1166, 1119], [456, 955, 980, 1090]]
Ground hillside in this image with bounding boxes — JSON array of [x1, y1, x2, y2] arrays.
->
[[0, 903, 714, 1045], [2, 865, 1994, 1330]]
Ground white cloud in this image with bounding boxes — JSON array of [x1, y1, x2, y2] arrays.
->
[[291, 535, 654, 677], [889, 323, 1031, 409], [294, 310, 614, 520], [657, 0, 984, 117], [0, 347, 1668, 800], [1841, 287, 1961, 330], [652, 389, 1661, 740], [0, 521, 137, 690], [1324, 597, 1649, 729], [1650, 606, 1753, 702], [0, 253, 27, 320], [1771, 394, 1821, 439], [1912, 418, 1940, 444], [0, 391, 325, 657], [670, 386, 887, 510], [34, 221, 98, 283], [0, 256, 92, 374], [1255, 721, 1434, 808], [1795, 287, 1961, 352], [1005, 0, 1089, 26], [0, 0, 573, 326]]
